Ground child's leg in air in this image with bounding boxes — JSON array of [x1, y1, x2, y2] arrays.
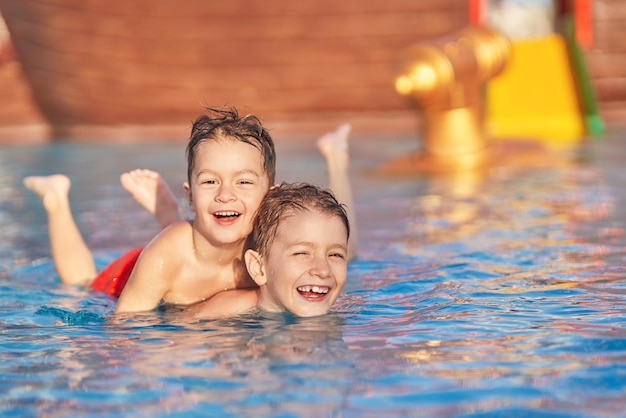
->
[[316, 123, 359, 260], [120, 169, 184, 229], [23, 174, 97, 286]]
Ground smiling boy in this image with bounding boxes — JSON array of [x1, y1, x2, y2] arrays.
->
[[114, 109, 276, 313], [23, 107, 356, 314], [190, 182, 349, 319], [24, 108, 275, 313]]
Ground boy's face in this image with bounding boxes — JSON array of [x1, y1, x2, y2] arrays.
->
[[186, 136, 270, 248], [254, 209, 348, 317]]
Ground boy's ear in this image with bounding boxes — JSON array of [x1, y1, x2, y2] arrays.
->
[[183, 182, 195, 212], [244, 249, 267, 286]]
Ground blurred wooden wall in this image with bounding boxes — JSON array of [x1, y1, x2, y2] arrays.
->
[[0, 13, 47, 143], [0, 0, 466, 141], [585, 0, 626, 123], [0, 0, 624, 142]]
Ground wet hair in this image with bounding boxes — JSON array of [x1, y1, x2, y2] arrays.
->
[[186, 106, 276, 185], [250, 182, 350, 257]]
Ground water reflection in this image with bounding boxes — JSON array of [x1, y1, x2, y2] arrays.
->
[[2, 134, 626, 416]]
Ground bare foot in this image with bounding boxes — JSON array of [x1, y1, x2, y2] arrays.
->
[[23, 174, 71, 212], [316, 123, 358, 260], [120, 169, 183, 229], [316, 123, 351, 170]]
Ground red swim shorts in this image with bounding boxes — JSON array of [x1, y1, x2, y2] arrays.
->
[[90, 248, 143, 298]]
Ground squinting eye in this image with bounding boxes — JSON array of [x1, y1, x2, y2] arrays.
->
[[330, 253, 346, 259]]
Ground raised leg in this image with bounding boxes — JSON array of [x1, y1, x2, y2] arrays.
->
[[316, 123, 359, 260], [120, 169, 184, 229], [23, 174, 97, 285]]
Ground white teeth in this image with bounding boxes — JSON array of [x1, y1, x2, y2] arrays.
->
[[297, 285, 329, 294], [215, 211, 239, 217]]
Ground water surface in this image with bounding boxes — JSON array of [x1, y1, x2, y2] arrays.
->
[[1, 131, 625, 417]]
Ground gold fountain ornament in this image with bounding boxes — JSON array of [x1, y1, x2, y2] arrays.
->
[[385, 26, 512, 174]]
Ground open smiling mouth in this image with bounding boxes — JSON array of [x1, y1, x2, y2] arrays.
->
[[214, 211, 241, 220], [297, 285, 330, 299]]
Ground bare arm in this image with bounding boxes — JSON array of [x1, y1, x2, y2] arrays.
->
[[188, 289, 259, 319], [114, 230, 178, 314]]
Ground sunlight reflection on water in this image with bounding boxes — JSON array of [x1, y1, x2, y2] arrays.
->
[[1, 133, 626, 417]]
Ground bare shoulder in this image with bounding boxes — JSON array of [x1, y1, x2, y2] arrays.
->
[[153, 220, 193, 242], [190, 289, 259, 319], [143, 220, 193, 254], [126, 222, 193, 284], [116, 221, 194, 313]]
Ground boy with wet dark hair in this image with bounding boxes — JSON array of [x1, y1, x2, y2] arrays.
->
[[24, 107, 357, 314], [190, 182, 349, 318]]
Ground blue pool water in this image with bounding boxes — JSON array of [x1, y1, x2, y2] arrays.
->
[[1, 130, 625, 417]]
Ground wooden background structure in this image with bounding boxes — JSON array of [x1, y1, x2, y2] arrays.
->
[[0, 0, 624, 142], [584, 0, 626, 124]]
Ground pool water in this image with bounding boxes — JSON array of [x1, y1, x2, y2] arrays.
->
[[1, 130, 625, 417]]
